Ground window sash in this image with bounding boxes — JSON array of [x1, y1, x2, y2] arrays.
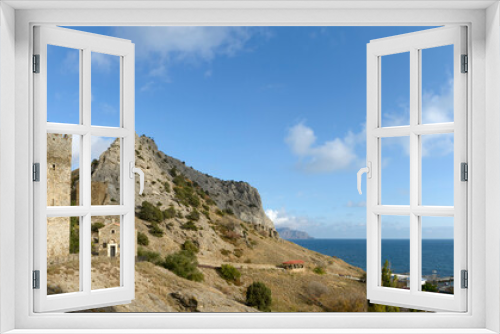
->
[[32, 25, 136, 313], [366, 26, 468, 312]]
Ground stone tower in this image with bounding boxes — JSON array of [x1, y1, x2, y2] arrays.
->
[[46, 133, 72, 259]]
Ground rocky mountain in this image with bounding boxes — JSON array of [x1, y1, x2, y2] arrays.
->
[[277, 227, 314, 240]]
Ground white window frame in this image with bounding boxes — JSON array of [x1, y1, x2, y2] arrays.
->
[[1, 1, 499, 333], [365, 26, 468, 312]]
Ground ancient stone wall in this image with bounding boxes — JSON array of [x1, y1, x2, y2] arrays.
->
[[46, 134, 72, 258]]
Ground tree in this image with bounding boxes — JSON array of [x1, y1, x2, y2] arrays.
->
[[182, 240, 199, 254], [148, 222, 164, 237], [246, 281, 272, 312], [381, 259, 398, 288]]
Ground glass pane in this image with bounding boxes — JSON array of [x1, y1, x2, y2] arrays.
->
[[421, 133, 454, 206], [47, 216, 80, 295], [381, 215, 410, 289], [381, 137, 410, 205], [91, 52, 120, 127], [381, 52, 410, 127], [421, 217, 454, 294], [91, 216, 121, 290], [47, 133, 81, 206], [47, 45, 80, 124], [421, 45, 454, 124], [91, 137, 120, 205]]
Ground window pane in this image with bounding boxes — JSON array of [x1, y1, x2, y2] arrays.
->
[[91, 216, 121, 290], [381, 215, 410, 290], [421, 45, 454, 124], [47, 45, 80, 124], [421, 133, 454, 206], [91, 137, 121, 205], [47, 133, 81, 206], [421, 216, 454, 294], [381, 137, 410, 205], [381, 52, 410, 127], [91, 52, 120, 127], [47, 216, 80, 295]]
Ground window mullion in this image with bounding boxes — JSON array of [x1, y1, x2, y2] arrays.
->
[[409, 47, 420, 294]]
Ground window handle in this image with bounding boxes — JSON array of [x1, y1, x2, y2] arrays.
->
[[130, 162, 145, 195], [357, 162, 372, 195]]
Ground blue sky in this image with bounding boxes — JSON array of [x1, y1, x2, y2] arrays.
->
[[48, 26, 455, 239]]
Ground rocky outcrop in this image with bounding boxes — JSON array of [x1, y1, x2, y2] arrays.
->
[[277, 227, 314, 240]]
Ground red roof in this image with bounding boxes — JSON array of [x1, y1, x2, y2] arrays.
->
[[282, 260, 304, 265]]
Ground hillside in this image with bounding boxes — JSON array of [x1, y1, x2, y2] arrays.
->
[[49, 134, 367, 313]]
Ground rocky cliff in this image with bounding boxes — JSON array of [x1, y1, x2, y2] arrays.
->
[[90, 134, 276, 235]]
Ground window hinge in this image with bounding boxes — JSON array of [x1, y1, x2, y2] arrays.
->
[[461, 54, 468, 73], [461, 162, 468, 182], [461, 270, 468, 289], [33, 163, 40, 182], [33, 54, 40, 73], [33, 270, 40, 289]]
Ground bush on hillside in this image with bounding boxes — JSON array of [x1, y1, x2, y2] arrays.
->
[[246, 281, 272, 312], [313, 267, 326, 275], [163, 206, 177, 219], [137, 231, 149, 246], [149, 222, 164, 237], [220, 264, 241, 283], [182, 240, 199, 254], [69, 217, 79, 254], [138, 201, 164, 222], [181, 221, 198, 231], [186, 209, 200, 222], [162, 250, 204, 282], [137, 247, 161, 264]]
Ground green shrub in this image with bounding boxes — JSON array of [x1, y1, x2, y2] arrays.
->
[[233, 249, 243, 258], [182, 240, 199, 254], [149, 222, 164, 237], [220, 249, 231, 256], [313, 267, 326, 275], [202, 210, 210, 220], [162, 250, 204, 282], [164, 182, 171, 193], [224, 208, 234, 215], [69, 217, 79, 254], [137, 231, 149, 246], [246, 282, 272, 311], [215, 209, 225, 217], [174, 186, 200, 208], [181, 221, 198, 231], [163, 206, 176, 219], [186, 209, 200, 222], [138, 201, 164, 222], [220, 264, 241, 283], [202, 204, 210, 211], [91, 222, 105, 233], [137, 247, 161, 264]]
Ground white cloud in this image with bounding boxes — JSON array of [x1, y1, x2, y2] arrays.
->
[[204, 69, 213, 78], [285, 122, 365, 173], [422, 78, 454, 124], [265, 208, 321, 231], [112, 27, 266, 78]]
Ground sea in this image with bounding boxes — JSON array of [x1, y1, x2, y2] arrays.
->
[[289, 239, 454, 277]]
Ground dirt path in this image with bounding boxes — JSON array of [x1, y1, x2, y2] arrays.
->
[[198, 258, 282, 270]]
